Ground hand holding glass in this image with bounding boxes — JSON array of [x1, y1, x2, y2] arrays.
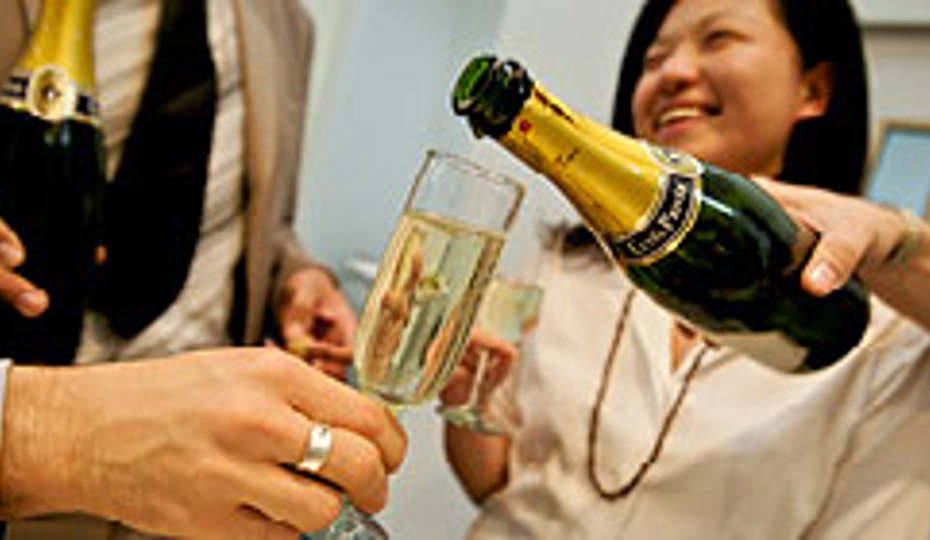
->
[[438, 205, 546, 433]]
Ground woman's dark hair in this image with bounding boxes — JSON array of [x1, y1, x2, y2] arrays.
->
[[564, 0, 869, 254], [614, 0, 869, 195]]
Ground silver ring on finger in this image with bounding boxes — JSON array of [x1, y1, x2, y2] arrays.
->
[[296, 423, 333, 474]]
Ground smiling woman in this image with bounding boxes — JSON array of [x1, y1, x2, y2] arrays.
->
[[616, 0, 869, 195], [630, 0, 833, 178], [443, 0, 930, 538]]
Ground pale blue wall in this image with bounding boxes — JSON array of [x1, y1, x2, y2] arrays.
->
[[866, 127, 930, 216], [294, 2, 506, 538], [296, 0, 505, 311]]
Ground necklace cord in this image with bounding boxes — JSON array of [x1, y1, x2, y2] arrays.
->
[[586, 291, 707, 499]]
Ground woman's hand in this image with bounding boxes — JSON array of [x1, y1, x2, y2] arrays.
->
[[755, 176, 930, 330], [442, 331, 515, 504], [439, 330, 517, 410]]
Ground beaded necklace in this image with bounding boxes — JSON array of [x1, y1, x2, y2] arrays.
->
[[586, 291, 708, 499]]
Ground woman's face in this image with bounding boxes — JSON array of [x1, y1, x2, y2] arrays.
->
[[631, 0, 828, 176]]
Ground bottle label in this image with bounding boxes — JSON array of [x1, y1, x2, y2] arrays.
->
[[1, 66, 99, 125], [614, 173, 701, 265]]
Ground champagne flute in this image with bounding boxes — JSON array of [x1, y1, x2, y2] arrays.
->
[[311, 150, 524, 539], [437, 205, 546, 433]]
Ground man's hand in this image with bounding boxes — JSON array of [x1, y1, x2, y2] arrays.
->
[[278, 265, 357, 379], [0, 217, 47, 317], [0, 348, 407, 539]]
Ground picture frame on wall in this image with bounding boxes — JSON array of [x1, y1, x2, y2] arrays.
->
[[864, 120, 930, 218], [850, 0, 930, 29]]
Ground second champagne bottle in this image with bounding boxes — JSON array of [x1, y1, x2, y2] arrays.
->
[[0, 0, 105, 364], [451, 55, 869, 372]]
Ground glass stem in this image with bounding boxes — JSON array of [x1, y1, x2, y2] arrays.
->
[[463, 350, 490, 411]]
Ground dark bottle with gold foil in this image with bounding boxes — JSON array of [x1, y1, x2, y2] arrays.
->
[[0, 0, 104, 364], [452, 55, 869, 372]]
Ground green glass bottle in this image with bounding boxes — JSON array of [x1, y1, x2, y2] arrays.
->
[[451, 55, 869, 372], [0, 0, 104, 364]]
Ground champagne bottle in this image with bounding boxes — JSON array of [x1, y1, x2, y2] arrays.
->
[[0, 0, 104, 364], [451, 55, 869, 372]]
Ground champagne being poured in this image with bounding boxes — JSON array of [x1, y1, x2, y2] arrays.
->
[[451, 55, 869, 372]]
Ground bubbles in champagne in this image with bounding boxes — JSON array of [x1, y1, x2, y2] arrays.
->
[[355, 210, 504, 407]]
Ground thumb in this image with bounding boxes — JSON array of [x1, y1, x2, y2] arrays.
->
[[802, 234, 864, 296]]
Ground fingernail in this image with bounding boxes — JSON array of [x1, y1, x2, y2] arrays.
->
[[0, 242, 22, 267], [16, 290, 48, 317], [808, 263, 839, 293]]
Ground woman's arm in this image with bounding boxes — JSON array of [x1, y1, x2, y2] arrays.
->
[[440, 332, 516, 504], [756, 176, 930, 331], [444, 425, 511, 504], [863, 211, 930, 330]]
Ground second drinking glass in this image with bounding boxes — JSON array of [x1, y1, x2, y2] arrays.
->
[[437, 202, 547, 433]]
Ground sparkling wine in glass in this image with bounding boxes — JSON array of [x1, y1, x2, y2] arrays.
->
[[313, 149, 524, 539], [438, 204, 547, 432]]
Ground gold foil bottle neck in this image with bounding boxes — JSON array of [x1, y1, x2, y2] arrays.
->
[[7, 0, 98, 124]]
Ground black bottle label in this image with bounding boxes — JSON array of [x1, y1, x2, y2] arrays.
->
[[614, 173, 701, 265]]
